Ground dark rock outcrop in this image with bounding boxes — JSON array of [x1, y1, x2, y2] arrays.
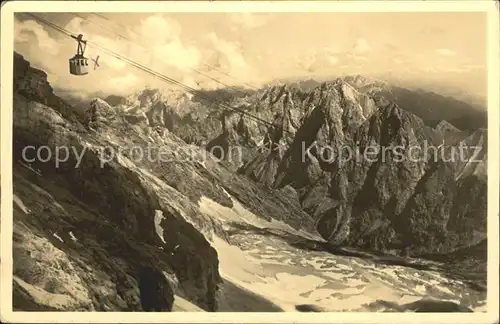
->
[[138, 266, 174, 311], [295, 304, 326, 312], [13, 52, 85, 130], [104, 94, 129, 107]]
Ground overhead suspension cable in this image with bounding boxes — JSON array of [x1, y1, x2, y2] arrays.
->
[[71, 12, 259, 95], [22, 13, 293, 136], [90, 12, 261, 91]]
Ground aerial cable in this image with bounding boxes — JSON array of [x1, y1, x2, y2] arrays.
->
[[70, 12, 257, 96], [21, 13, 293, 135], [89, 12, 261, 91], [71, 13, 132, 42]]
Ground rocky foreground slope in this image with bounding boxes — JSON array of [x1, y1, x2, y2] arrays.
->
[[12, 52, 316, 311], [10, 52, 487, 312]]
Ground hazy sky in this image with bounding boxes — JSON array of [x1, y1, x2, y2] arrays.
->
[[14, 12, 487, 99]]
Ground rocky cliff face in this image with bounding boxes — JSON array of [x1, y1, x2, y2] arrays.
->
[[235, 80, 487, 255], [12, 52, 319, 311], [103, 88, 220, 146], [13, 52, 86, 130], [13, 95, 222, 311], [12, 53, 223, 311], [105, 73, 486, 256]]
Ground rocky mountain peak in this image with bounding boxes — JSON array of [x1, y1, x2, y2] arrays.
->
[[435, 120, 461, 134], [104, 94, 129, 107], [259, 83, 305, 105], [13, 52, 51, 100], [13, 52, 85, 130], [297, 79, 379, 142], [135, 88, 165, 107], [84, 98, 119, 131]]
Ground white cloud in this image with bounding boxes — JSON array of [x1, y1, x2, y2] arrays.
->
[[294, 48, 340, 73], [206, 32, 261, 86], [152, 40, 200, 71], [351, 55, 368, 61], [352, 38, 372, 54], [106, 73, 140, 93], [14, 14, 206, 96], [393, 58, 403, 65], [14, 17, 60, 55], [86, 14, 200, 72], [295, 53, 316, 71], [428, 64, 485, 74], [288, 52, 338, 78], [463, 64, 485, 71], [436, 48, 457, 56], [139, 14, 181, 43], [327, 55, 339, 65]]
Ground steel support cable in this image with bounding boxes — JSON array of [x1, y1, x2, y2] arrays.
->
[[22, 13, 293, 135]]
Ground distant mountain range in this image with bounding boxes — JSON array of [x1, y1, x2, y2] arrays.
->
[[272, 76, 487, 131], [56, 73, 487, 132], [80, 75, 487, 254]]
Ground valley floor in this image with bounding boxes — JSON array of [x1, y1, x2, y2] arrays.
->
[[200, 194, 487, 312]]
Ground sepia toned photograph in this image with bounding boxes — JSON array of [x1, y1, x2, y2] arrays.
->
[[1, 1, 498, 323]]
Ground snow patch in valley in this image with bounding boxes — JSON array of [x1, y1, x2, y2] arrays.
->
[[209, 234, 427, 312], [210, 236, 326, 312], [154, 210, 166, 244], [69, 231, 78, 243], [221, 187, 232, 199], [14, 194, 31, 214], [52, 233, 64, 243]]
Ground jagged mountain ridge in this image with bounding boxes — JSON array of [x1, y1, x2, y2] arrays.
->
[[76, 74, 487, 162], [240, 80, 487, 254], [270, 75, 487, 131], [339, 75, 487, 131], [88, 73, 487, 254]]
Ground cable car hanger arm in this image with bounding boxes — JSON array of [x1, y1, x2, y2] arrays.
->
[[22, 12, 294, 136]]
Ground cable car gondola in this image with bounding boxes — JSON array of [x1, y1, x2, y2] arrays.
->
[[69, 34, 89, 76]]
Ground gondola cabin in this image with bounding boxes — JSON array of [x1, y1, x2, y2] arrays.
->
[[69, 34, 89, 76]]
